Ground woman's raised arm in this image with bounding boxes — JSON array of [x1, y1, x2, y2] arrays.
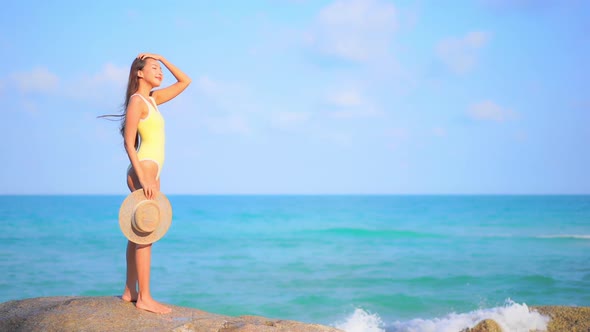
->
[[137, 53, 191, 105]]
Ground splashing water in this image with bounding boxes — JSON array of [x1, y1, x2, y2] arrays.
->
[[334, 300, 550, 332], [335, 308, 386, 332]]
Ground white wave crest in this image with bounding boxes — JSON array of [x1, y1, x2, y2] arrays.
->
[[537, 234, 590, 240], [335, 308, 386, 332], [333, 300, 549, 332]]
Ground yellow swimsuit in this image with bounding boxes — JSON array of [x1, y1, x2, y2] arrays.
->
[[132, 93, 165, 179]]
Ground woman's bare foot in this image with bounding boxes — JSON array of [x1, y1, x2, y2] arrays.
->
[[122, 287, 138, 302], [136, 295, 171, 314]]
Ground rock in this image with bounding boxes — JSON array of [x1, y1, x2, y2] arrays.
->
[[0, 296, 344, 332], [461, 319, 503, 332], [532, 306, 590, 332], [457, 306, 590, 332], [4, 297, 590, 332]]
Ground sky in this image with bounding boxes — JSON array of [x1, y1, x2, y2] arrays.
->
[[1, 0, 589, 195]]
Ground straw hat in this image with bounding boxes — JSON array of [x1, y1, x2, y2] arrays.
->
[[119, 189, 172, 244]]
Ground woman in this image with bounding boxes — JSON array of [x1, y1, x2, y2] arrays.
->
[[118, 53, 190, 313]]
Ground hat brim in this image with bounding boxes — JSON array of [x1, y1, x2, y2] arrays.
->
[[119, 189, 172, 245]]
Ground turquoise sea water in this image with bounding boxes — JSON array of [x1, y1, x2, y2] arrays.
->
[[1, 195, 589, 331]]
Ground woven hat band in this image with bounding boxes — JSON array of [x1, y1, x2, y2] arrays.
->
[[132, 200, 161, 233]]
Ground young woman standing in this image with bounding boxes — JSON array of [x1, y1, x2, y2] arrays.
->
[[118, 53, 190, 313]]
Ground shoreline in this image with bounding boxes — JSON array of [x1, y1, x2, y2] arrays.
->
[[1, 296, 590, 331]]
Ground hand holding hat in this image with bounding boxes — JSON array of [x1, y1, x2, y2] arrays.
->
[[119, 190, 172, 244]]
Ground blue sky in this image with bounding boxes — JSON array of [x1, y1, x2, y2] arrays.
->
[[1, 0, 588, 194]]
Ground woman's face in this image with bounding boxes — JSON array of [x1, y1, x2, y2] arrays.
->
[[139, 58, 163, 87]]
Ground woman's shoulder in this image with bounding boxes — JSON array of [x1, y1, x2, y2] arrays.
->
[[127, 95, 149, 114], [130, 93, 147, 101], [128, 94, 145, 106]]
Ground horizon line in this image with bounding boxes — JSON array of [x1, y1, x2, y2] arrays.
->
[[1, 193, 589, 197]]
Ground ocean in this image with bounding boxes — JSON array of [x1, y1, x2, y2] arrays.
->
[[1, 195, 589, 331]]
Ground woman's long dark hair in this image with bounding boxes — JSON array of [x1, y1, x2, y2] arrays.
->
[[98, 57, 151, 149]]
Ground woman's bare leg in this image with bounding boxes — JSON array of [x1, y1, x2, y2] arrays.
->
[[122, 168, 141, 303], [122, 240, 139, 302], [122, 162, 170, 313], [134, 242, 170, 313]]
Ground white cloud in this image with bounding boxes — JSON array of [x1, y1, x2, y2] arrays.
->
[[93, 63, 128, 86], [190, 75, 263, 135], [79, 62, 127, 92], [328, 107, 381, 119], [63, 63, 128, 102], [468, 100, 516, 122], [325, 88, 382, 119], [271, 111, 311, 129], [480, 0, 557, 11], [204, 114, 253, 135], [436, 31, 490, 74], [327, 90, 363, 107], [10, 63, 127, 104], [13, 67, 59, 94], [308, 0, 397, 62], [195, 75, 252, 107]]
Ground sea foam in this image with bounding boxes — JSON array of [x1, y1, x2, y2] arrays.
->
[[335, 308, 385, 332], [334, 300, 550, 332], [537, 234, 590, 240]]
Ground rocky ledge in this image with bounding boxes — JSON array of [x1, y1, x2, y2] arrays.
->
[[2, 297, 590, 332], [461, 306, 590, 332], [0, 296, 343, 332]]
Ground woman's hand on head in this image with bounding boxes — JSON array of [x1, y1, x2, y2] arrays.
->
[[137, 53, 162, 61]]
